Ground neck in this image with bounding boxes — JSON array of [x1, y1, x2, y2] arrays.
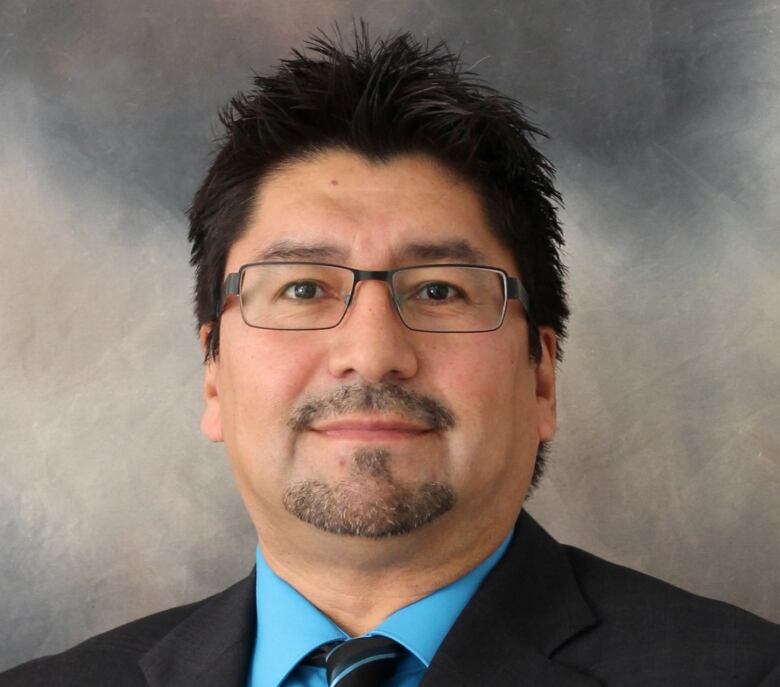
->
[[256, 512, 513, 636]]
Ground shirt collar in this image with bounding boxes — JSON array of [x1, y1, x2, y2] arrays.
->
[[251, 528, 513, 687], [371, 529, 512, 666], [252, 552, 347, 687]]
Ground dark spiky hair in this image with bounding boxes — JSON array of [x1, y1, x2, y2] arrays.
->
[[187, 22, 570, 489]]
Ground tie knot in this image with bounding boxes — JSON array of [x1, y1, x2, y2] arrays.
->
[[320, 635, 407, 687]]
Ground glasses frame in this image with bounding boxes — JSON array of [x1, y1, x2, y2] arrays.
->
[[218, 261, 533, 333]]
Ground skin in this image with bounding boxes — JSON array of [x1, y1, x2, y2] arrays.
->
[[199, 150, 557, 635]]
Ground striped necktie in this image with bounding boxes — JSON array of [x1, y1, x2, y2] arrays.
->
[[306, 635, 407, 687]]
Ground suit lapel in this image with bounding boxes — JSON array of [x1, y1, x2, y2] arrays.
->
[[421, 510, 603, 687], [138, 569, 257, 687]]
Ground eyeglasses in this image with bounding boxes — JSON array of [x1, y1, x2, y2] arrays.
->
[[218, 262, 532, 333]]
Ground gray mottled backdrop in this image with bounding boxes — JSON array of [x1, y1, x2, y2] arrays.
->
[[1, 0, 778, 669]]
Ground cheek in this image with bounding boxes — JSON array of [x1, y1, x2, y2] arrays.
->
[[445, 337, 528, 418], [220, 334, 323, 446], [435, 339, 536, 477]]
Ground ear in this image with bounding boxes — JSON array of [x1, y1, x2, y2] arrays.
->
[[199, 324, 224, 443], [534, 326, 557, 442]]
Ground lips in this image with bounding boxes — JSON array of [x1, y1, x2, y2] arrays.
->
[[309, 417, 431, 437]]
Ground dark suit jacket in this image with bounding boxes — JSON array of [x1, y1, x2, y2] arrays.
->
[[2, 511, 779, 686]]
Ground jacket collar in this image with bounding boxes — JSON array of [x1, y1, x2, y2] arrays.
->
[[420, 509, 602, 687], [138, 510, 600, 687], [138, 570, 256, 687]]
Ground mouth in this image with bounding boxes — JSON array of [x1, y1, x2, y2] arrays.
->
[[309, 418, 433, 441]]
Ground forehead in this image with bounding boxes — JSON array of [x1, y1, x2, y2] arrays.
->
[[226, 150, 515, 272]]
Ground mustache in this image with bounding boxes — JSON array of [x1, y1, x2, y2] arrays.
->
[[287, 382, 456, 433]]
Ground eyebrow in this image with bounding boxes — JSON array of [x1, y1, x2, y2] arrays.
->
[[251, 238, 487, 264]]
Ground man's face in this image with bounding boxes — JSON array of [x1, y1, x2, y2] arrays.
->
[[200, 150, 556, 550]]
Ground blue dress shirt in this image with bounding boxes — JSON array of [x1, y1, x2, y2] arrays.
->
[[246, 529, 513, 687]]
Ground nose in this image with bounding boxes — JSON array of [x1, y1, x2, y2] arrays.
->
[[327, 279, 419, 383]]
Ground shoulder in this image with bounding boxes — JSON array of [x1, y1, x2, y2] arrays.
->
[[561, 544, 780, 683], [0, 598, 205, 686]]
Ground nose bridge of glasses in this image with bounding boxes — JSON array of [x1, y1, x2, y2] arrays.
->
[[345, 269, 402, 308]]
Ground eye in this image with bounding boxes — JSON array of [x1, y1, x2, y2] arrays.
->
[[414, 282, 462, 301], [281, 281, 326, 300]]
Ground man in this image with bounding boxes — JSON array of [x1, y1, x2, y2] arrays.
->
[[2, 24, 778, 687]]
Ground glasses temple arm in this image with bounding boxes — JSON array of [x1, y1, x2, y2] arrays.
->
[[216, 272, 241, 319], [506, 278, 534, 324]]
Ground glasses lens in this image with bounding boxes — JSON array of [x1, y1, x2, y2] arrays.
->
[[393, 266, 506, 332], [240, 263, 353, 329]]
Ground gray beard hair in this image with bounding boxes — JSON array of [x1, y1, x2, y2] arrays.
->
[[281, 448, 456, 538]]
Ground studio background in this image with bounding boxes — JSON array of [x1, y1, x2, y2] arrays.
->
[[1, 0, 778, 669]]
